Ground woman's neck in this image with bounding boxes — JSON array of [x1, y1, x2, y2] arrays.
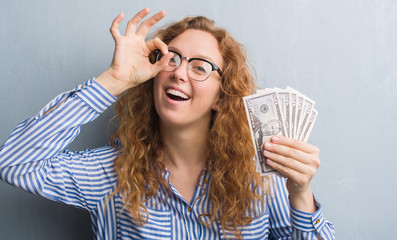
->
[[160, 120, 210, 170]]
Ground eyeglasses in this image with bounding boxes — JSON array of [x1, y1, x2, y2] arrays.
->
[[153, 49, 223, 82]]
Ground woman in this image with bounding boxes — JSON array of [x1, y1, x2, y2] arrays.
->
[[0, 8, 335, 239]]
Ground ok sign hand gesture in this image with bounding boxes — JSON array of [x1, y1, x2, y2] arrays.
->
[[96, 8, 172, 96]]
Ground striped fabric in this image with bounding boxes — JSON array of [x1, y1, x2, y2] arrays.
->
[[0, 78, 335, 239]]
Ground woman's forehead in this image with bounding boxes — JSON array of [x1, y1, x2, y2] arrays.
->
[[167, 29, 223, 67]]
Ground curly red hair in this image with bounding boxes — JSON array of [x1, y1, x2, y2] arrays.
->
[[109, 16, 270, 239]]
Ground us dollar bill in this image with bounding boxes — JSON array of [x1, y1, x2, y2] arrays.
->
[[297, 98, 315, 141], [289, 91, 297, 139], [276, 90, 291, 138], [301, 109, 318, 142], [243, 86, 318, 176], [295, 94, 304, 138], [243, 91, 287, 175]]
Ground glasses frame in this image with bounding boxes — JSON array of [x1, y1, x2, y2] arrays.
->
[[153, 49, 223, 82]]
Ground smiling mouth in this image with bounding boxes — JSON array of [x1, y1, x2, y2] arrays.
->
[[166, 88, 190, 101]]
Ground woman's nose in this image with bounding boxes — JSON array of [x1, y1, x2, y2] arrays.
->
[[171, 60, 189, 81]]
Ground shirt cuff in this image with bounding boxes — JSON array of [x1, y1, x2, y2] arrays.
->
[[74, 77, 118, 113], [290, 198, 325, 233]]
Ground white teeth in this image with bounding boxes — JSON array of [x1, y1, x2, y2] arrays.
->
[[166, 88, 189, 100]]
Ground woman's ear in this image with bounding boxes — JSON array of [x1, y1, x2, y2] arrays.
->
[[212, 86, 221, 111], [212, 98, 220, 111]]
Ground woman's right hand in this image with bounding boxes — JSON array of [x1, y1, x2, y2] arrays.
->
[[96, 8, 172, 96]]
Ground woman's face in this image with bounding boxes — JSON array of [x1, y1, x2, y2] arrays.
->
[[153, 29, 223, 129]]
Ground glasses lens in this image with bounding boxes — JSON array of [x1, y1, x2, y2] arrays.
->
[[164, 52, 181, 71], [188, 60, 212, 81]]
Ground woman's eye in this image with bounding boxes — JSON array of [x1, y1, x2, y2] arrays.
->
[[169, 57, 178, 66], [191, 61, 210, 74], [195, 66, 207, 73]]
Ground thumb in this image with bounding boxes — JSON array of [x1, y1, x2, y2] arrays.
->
[[152, 52, 172, 74]]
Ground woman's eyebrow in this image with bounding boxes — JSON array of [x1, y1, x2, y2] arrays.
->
[[168, 46, 180, 53], [168, 46, 216, 63]]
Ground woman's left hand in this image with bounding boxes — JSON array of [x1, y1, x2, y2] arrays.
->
[[263, 135, 320, 212]]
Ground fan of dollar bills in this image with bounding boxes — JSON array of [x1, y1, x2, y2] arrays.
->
[[243, 87, 317, 176]]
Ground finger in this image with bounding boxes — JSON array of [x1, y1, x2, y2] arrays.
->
[[263, 149, 308, 174], [146, 37, 168, 53], [263, 141, 310, 164], [125, 8, 151, 36], [136, 10, 166, 37], [152, 52, 173, 75], [110, 12, 125, 39], [271, 136, 320, 154], [266, 158, 303, 180]]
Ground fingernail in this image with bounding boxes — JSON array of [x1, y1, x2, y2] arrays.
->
[[264, 142, 272, 149], [263, 150, 270, 156], [272, 136, 279, 143]]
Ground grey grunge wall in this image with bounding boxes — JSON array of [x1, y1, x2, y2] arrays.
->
[[1, 0, 396, 239]]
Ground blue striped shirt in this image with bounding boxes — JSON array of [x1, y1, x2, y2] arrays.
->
[[0, 78, 335, 239]]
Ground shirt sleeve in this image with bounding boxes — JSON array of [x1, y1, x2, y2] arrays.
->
[[267, 175, 335, 240], [0, 78, 119, 212]]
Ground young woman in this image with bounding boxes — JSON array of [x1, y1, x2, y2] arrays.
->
[[0, 8, 335, 239]]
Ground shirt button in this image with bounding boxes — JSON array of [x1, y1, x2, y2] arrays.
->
[[204, 179, 208, 184], [315, 219, 320, 224], [187, 207, 192, 212]]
